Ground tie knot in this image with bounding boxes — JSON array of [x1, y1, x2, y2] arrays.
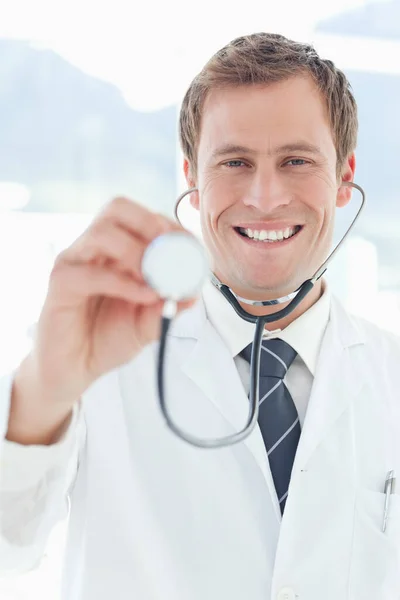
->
[[240, 338, 297, 379]]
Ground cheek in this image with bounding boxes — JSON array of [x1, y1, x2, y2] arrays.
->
[[199, 196, 227, 234], [199, 175, 238, 226], [305, 177, 337, 224]]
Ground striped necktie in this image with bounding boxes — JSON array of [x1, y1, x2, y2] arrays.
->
[[240, 339, 300, 514]]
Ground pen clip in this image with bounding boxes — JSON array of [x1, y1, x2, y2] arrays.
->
[[383, 470, 396, 533]]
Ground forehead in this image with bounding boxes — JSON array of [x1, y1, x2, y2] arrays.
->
[[198, 76, 335, 159]]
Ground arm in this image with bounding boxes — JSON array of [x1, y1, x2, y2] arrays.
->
[[0, 370, 84, 573]]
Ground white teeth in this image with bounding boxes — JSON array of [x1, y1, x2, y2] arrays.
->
[[239, 226, 299, 241]]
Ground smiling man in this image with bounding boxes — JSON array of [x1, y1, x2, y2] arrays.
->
[[185, 73, 354, 322], [2, 32, 400, 600]]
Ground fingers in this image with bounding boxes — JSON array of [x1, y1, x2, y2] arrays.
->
[[58, 197, 185, 281], [49, 261, 199, 316], [51, 261, 161, 306], [97, 197, 183, 242], [63, 221, 148, 282]]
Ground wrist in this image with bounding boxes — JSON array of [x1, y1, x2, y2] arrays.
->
[[6, 354, 77, 446]]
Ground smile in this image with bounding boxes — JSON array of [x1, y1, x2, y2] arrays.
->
[[234, 225, 302, 243]]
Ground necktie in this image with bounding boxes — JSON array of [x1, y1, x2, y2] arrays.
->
[[240, 339, 300, 514]]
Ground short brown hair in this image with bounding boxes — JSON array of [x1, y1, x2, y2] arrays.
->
[[179, 32, 358, 179]]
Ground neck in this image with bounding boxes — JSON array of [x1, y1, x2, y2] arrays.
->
[[233, 279, 324, 331]]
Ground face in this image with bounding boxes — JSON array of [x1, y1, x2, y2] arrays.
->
[[184, 75, 355, 301]]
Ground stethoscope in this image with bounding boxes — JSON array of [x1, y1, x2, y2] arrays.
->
[[141, 181, 366, 448]]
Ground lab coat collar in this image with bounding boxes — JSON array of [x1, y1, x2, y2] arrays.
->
[[200, 278, 331, 376]]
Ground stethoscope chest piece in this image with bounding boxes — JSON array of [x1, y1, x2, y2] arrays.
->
[[142, 231, 208, 301]]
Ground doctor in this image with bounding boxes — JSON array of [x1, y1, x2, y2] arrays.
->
[[1, 32, 400, 600]]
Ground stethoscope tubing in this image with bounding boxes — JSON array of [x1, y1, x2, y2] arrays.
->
[[157, 181, 366, 448]]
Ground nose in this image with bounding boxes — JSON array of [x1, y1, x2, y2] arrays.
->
[[242, 166, 292, 212]]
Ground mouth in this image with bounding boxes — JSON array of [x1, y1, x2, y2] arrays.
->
[[234, 225, 303, 246]]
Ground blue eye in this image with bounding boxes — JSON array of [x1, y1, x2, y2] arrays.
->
[[286, 159, 308, 166], [224, 160, 246, 168]]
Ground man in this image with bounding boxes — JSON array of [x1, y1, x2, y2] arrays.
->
[[1, 32, 400, 600]]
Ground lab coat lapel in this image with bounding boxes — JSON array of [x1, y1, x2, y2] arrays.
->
[[169, 299, 274, 493], [292, 296, 366, 476]]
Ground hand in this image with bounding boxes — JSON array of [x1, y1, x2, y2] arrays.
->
[[28, 196, 197, 406]]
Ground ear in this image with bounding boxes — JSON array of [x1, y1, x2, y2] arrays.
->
[[183, 158, 200, 210], [336, 153, 356, 208]]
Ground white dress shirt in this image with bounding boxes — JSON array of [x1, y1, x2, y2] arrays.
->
[[202, 279, 331, 428]]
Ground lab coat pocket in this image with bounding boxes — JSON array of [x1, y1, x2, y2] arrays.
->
[[349, 489, 400, 599]]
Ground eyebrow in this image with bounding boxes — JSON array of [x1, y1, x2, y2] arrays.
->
[[211, 142, 325, 160]]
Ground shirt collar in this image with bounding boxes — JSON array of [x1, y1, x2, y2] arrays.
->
[[202, 278, 331, 376]]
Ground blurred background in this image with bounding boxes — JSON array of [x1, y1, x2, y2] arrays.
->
[[0, 0, 399, 597]]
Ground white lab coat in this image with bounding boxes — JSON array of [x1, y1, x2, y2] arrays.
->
[[1, 295, 400, 600]]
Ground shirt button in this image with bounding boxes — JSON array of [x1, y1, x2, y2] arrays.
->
[[277, 587, 296, 600]]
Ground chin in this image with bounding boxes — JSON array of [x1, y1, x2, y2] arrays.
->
[[237, 271, 304, 297]]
